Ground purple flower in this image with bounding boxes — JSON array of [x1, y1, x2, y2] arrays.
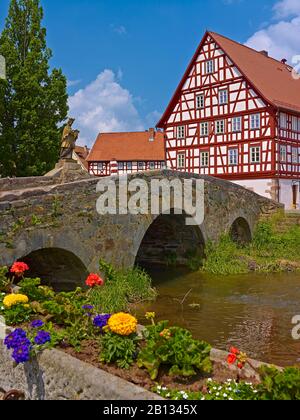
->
[[34, 331, 51, 346], [82, 305, 94, 311], [4, 329, 29, 350], [12, 345, 31, 364], [93, 314, 111, 329], [31, 320, 44, 329]]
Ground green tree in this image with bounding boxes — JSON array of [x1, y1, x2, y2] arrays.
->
[[0, 0, 68, 177]]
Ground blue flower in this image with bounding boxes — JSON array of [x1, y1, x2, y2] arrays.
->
[[31, 320, 44, 328], [34, 330, 51, 345], [4, 329, 29, 350], [12, 345, 31, 364], [93, 314, 111, 329]]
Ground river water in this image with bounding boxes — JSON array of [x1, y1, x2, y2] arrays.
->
[[135, 268, 300, 367]]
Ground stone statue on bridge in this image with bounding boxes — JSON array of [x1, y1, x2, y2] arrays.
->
[[60, 118, 80, 160]]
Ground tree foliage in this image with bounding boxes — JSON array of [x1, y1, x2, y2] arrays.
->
[[0, 0, 68, 177]]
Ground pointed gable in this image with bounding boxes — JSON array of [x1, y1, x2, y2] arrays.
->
[[157, 31, 300, 127]]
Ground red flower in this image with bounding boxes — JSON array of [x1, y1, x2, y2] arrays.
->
[[10, 262, 29, 277], [230, 347, 240, 355], [237, 363, 245, 370], [86, 273, 104, 288], [227, 354, 237, 365]]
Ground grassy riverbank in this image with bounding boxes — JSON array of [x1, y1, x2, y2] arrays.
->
[[202, 214, 300, 275]]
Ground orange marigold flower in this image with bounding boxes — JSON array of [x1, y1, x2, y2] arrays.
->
[[86, 274, 104, 288], [10, 262, 29, 277]]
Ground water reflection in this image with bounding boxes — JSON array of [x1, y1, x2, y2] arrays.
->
[[135, 267, 300, 366]]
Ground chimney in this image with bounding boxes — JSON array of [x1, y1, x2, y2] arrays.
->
[[149, 128, 155, 142], [260, 50, 269, 57], [281, 58, 287, 64]]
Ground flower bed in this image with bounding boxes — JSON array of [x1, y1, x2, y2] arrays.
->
[[1, 260, 300, 401]]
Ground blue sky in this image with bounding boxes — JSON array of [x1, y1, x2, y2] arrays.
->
[[1, 0, 300, 146]]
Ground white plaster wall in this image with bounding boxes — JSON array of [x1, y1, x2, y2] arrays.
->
[[232, 179, 271, 200], [279, 179, 300, 210], [232, 178, 300, 209]]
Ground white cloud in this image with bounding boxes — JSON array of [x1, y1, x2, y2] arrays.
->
[[245, 0, 300, 62], [69, 70, 144, 146], [273, 0, 300, 18]]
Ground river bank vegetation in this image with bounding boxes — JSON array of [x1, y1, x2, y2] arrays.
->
[[202, 214, 300, 275], [1, 259, 300, 400]]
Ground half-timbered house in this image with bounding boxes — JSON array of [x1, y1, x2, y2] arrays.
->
[[157, 31, 300, 209], [87, 129, 166, 177]]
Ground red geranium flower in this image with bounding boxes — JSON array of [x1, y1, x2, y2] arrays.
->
[[10, 262, 29, 277], [86, 273, 104, 288], [237, 363, 245, 370], [230, 347, 240, 355], [227, 354, 237, 365]]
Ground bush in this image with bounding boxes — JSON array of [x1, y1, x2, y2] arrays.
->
[[99, 332, 139, 369], [138, 320, 212, 380], [19, 278, 55, 302], [257, 366, 300, 400]]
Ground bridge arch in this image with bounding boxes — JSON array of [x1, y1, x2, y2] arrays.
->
[[230, 217, 252, 245], [134, 210, 205, 269], [20, 247, 89, 291]]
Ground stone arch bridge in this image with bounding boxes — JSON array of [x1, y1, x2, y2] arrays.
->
[[0, 171, 281, 289]]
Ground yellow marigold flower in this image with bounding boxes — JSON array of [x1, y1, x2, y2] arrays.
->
[[3, 294, 29, 308], [108, 313, 138, 336]]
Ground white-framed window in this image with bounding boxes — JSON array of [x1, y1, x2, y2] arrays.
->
[[219, 89, 228, 105], [177, 125, 185, 139], [228, 148, 238, 166], [196, 94, 205, 109], [250, 146, 261, 163], [177, 153, 186, 169], [280, 113, 287, 129], [118, 162, 124, 170], [232, 116, 242, 132], [206, 60, 214, 74], [138, 162, 144, 170], [127, 162, 132, 170], [200, 122, 209, 136], [216, 120, 225, 134], [149, 162, 155, 170], [250, 113, 261, 130], [200, 151, 209, 167], [280, 145, 287, 162], [292, 116, 298, 132], [292, 148, 298, 164], [97, 163, 103, 171]]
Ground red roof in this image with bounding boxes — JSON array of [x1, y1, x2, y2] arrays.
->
[[157, 31, 300, 127], [87, 130, 166, 162]]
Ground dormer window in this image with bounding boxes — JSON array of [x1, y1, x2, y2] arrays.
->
[[206, 60, 214, 74]]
